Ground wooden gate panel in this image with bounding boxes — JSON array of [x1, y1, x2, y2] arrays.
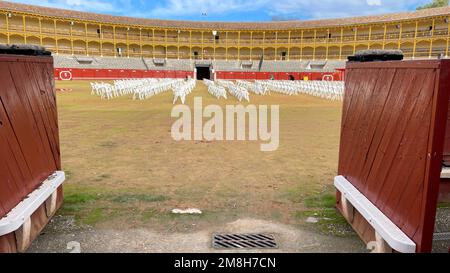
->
[[338, 60, 450, 252], [0, 56, 61, 219]]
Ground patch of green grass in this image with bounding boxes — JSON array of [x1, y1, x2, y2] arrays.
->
[[83, 208, 106, 225], [64, 192, 100, 204], [294, 191, 355, 237], [110, 194, 168, 203], [59, 192, 101, 215], [304, 193, 336, 209], [437, 202, 450, 208]]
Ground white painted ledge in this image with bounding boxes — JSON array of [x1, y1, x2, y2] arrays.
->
[[441, 167, 450, 179], [334, 175, 416, 253], [0, 171, 65, 236]]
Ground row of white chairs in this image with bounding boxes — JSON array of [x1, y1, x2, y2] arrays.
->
[[236, 80, 269, 96], [113, 79, 159, 96], [133, 79, 182, 101], [172, 79, 196, 104], [216, 80, 250, 102], [90, 82, 117, 100], [91, 79, 171, 100], [257, 80, 344, 101], [203, 79, 227, 100], [91, 78, 344, 102]]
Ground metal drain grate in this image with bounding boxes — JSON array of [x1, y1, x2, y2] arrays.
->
[[433, 232, 450, 242], [213, 234, 278, 249]]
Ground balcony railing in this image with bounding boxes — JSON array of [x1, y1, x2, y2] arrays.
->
[[2, 25, 449, 48]]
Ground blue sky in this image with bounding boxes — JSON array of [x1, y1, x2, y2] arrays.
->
[[5, 0, 443, 22]]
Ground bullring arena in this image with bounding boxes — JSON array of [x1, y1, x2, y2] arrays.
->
[[0, 1, 449, 254]]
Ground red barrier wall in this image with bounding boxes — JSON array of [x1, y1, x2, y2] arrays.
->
[[214, 71, 342, 81], [55, 68, 344, 81], [55, 68, 194, 80]]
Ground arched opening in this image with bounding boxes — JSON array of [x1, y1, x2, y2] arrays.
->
[[9, 34, 25, 45], [88, 41, 101, 56], [239, 47, 251, 61], [384, 43, 399, 50], [369, 43, 383, 50], [116, 42, 128, 57], [355, 44, 369, 53], [252, 48, 264, 60], [191, 46, 202, 60], [203, 47, 214, 60], [341, 45, 354, 58], [315, 47, 327, 60], [302, 47, 314, 60], [167, 46, 177, 59], [290, 47, 301, 60], [215, 47, 226, 60], [42, 38, 56, 52], [129, 44, 141, 58], [328, 46, 340, 60], [142, 45, 153, 58], [102, 43, 115, 57], [227, 47, 238, 60], [277, 47, 288, 61], [415, 41, 431, 58], [57, 39, 71, 55], [432, 39, 447, 58], [179, 46, 190, 59], [25, 36, 41, 47], [400, 42, 414, 59], [264, 47, 275, 60], [0, 34, 7, 44], [73, 40, 87, 56], [154, 46, 166, 59]]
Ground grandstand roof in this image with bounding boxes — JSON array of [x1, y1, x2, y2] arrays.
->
[[1, 1, 450, 30]]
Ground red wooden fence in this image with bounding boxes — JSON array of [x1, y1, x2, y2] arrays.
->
[[337, 60, 450, 252], [0, 54, 63, 252]]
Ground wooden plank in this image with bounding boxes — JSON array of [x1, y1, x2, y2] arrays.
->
[[10, 62, 57, 172], [0, 96, 32, 213], [377, 69, 435, 218], [0, 65, 50, 193], [350, 69, 396, 191], [29, 63, 61, 169]]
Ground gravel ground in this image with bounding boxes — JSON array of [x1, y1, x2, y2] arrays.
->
[[28, 208, 450, 253], [27, 216, 367, 253], [433, 208, 450, 253]]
